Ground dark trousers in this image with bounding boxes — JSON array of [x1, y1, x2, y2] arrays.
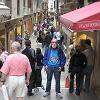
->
[[80, 66, 93, 92], [69, 72, 81, 94], [28, 69, 42, 93], [45, 67, 61, 93], [28, 69, 36, 93], [35, 69, 42, 87]]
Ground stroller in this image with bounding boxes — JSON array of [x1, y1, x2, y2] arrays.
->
[[30, 69, 45, 93]]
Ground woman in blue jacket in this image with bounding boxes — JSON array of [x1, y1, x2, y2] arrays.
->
[[43, 38, 66, 98]]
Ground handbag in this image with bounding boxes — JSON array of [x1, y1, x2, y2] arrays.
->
[[65, 74, 76, 88], [65, 75, 70, 88], [1, 85, 9, 100]]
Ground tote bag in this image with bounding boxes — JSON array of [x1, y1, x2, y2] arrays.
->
[[65, 76, 70, 88], [1, 85, 9, 100], [65, 75, 76, 88]]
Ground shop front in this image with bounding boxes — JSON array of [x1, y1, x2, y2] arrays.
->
[[0, 29, 5, 48], [0, 23, 6, 48], [72, 31, 95, 48], [5, 19, 17, 52], [23, 15, 33, 34], [59, 2, 100, 98]]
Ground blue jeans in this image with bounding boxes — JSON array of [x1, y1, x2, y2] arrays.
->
[[45, 67, 61, 93]]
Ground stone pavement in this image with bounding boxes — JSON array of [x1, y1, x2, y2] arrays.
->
[[24, 88, 99, 100]]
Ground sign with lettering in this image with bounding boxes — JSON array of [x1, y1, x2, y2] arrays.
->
[[76, 20, 100, 31]]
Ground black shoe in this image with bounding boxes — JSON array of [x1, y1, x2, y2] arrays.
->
[[83, 88, 89, 93], [27, 92, 34, 96], [75, 92, 80, 96], [69, 89, 74, 93]]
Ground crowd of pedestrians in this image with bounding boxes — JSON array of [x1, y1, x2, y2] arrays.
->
[[68, 39, 94, 96], [0, 16, 95, 100], [33, 18, 64, 49]]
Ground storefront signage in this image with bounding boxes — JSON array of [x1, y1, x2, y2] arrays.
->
[[78, 20, 100, 30]]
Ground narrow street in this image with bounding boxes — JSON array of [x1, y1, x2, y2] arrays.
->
[[23, 35, 99, 100], [0, 0, 100, 100], [0, 34, 99, 100]]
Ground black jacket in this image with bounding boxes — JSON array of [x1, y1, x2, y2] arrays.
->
[[35, 54, 43, 66], [22, 47, 35, 69], [69, 52, 87, 73]]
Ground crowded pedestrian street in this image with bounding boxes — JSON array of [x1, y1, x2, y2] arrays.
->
[[0, 34, 98, 100], [24, 35, 99, 100], [0, 0, 100, 100]]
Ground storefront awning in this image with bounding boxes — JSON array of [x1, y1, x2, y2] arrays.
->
[[59, 2, 100, 32]]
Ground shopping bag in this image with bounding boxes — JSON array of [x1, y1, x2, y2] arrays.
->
[[65, 76, 70, 88], [65, 75, 76, 88], [1, 85, 9, 100]]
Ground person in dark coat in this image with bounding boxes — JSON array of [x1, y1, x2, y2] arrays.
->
[[44, 32, 52, 47], [22, 40, 35, 96], [68, 45, 87, 96], [77, 0, 84, 8], [35, 48, 43, 87], [37, 34, 43, 43]]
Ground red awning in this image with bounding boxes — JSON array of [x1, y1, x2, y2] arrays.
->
[[59, 2, 100, 32]]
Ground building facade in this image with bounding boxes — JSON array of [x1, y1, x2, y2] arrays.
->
[[59, 1, 100, 99], [0, 0, 44, 51]]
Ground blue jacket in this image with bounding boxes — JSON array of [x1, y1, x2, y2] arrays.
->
[[43, 47, 66, 68]]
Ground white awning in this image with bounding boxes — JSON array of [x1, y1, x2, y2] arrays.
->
[[0, 2, 10, 16]]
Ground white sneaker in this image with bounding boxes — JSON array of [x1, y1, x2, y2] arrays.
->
[[43, 92, 50, 97], [56, 93, 63, 99]]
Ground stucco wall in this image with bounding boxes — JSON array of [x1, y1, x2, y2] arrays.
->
[[91, 31, 100, 99]]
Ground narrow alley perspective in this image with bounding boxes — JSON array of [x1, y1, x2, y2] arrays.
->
[[24, 35, 99, 100], [0, 34, 98, 100], [0, 0, 100, 100]]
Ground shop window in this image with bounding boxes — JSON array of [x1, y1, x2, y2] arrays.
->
[[0, 34, 5, 48]]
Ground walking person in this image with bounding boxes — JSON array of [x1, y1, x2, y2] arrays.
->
[[0, 47, 9, 63], [22, 40, 35, 96], [0, 41, 32, 100], [82, 39, 94, 92], [43, 38, 66, 98], [36, 34, 43, 49], [53, 29, 61, 45], [35, 48, 43, 87], [68, 45, 87, 96], [44, 32, 52, 47]]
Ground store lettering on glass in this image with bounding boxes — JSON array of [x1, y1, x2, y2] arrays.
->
[[79, 21, 100, 29]]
